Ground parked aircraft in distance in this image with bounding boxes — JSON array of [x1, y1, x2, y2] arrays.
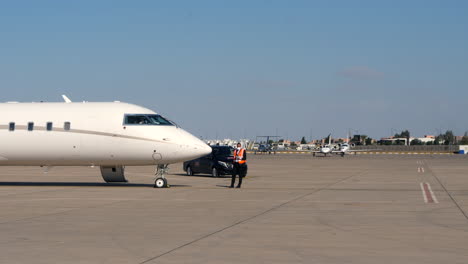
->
[[0, 96, 212, 188], [333, 143, 380, 157], [312, 134, 378, 157], [312, 134, 333, 157]]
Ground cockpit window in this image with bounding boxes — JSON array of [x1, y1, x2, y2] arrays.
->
[[124, 114, 174, 126]]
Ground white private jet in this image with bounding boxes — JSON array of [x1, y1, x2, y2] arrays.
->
[[0, 96, 212, 188], [312, 134, 334, 157], [312, 144, 333, 156], [333, 143, 380, 157], [312, 134, 378, 157]]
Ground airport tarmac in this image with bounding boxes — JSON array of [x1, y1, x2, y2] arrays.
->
[[1, 155, 468, 264]]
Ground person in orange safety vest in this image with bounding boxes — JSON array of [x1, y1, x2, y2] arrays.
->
[[231, 142, 247, 188]]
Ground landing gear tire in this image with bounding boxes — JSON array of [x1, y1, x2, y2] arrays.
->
[[186, 166, 193, 176], [154, 164, 170, 188], [212, 167, 219, 177], [154, 177, 168, 188]]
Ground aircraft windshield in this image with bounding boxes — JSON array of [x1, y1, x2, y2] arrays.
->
[[124, 114, 174, 126]]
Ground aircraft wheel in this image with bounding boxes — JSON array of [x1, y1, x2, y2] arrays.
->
[[154, 177, 168, 188], [212, 167, 219, 177], [186, 166, 194, 176]]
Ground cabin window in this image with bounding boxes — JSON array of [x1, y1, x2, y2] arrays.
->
[[27, 122, 34, 131], [124, 114, 174, 126], [46, 122, 53, 131], [9, 122, 15, 131], [64, 122, 71, 131]]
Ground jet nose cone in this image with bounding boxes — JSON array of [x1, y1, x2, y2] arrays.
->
[[177, 128, 212, 160], [194, 143, 212, 156]]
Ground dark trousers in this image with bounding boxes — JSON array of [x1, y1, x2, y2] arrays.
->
[[231, 163, 246, 187]]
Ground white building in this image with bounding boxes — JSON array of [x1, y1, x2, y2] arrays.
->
[[205, 139, 252, 148]]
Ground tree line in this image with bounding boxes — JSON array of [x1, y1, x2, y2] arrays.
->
[[264, 130, 468, 147]]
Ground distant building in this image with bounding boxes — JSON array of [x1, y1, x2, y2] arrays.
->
[[205, 139, 251, 148], [380, 135, 435, 145], [380, 137, 409, 145], [417, 135, 435, 144]]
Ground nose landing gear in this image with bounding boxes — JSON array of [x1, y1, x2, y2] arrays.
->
[[154, 164, 170, 188]]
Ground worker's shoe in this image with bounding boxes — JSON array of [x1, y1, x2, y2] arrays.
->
[[236, 186, 241, 188]]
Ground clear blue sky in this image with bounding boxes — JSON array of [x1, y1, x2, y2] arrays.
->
[[1, 0, 467, 140]]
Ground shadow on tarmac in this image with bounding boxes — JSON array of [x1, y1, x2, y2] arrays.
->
[[0, 182, 191, 188], [174, 173, 230, 178], [216, 185, 236, 188]]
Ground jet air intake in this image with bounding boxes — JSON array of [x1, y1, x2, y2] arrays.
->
[[100, 166, 127, 182]]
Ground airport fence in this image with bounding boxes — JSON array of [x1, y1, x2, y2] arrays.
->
[[353, 145, 458, 152]]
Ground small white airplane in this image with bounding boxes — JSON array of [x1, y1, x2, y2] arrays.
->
[[312, 134, 379, 157], [312, 144, 333, 156], [333, 142, 380, 157], [312, 134, 334, 157], [0, 95, 212, 188]]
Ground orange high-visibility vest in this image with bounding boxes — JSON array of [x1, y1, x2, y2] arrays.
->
[[234, 148, 246, 164]]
